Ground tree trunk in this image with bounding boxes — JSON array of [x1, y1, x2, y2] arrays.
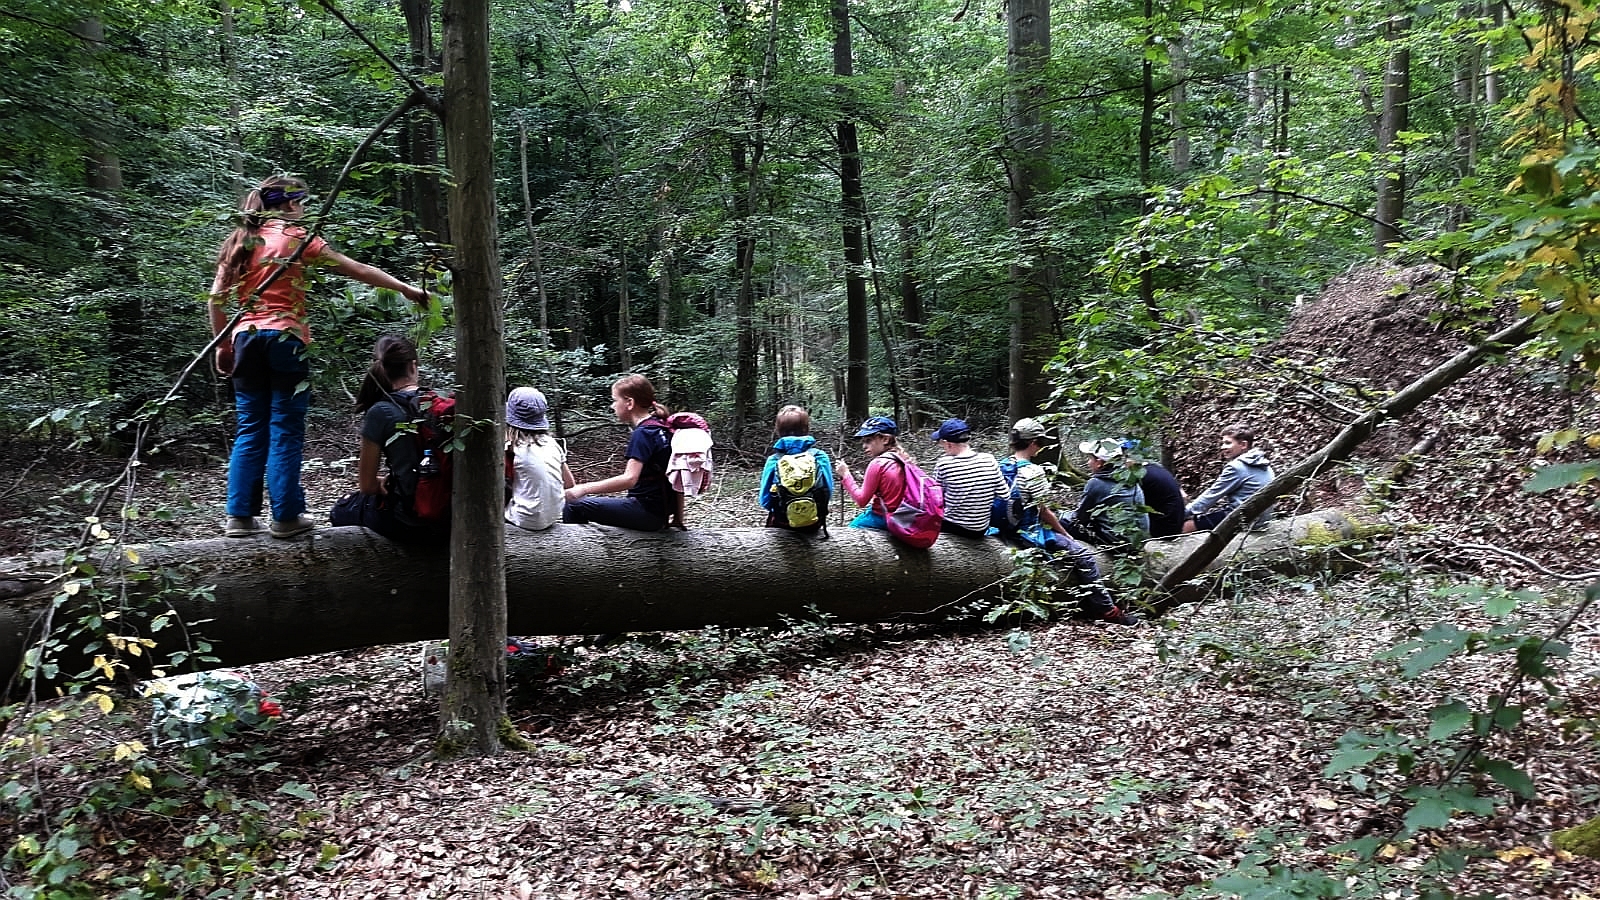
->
[[1482, 1, 1501, 104], [1005, 0, 1055, 421], [898, 210, 924, 428], [1268, 66, 1291, 230], [1137, 0, 1157, 319], [835, 0, 871, 425], [0, 512, 1359, 688], [722, 0, 771, 441], [617, 238, 631, 370], [517, 118, 550, 349], [1247, 67, 1266, 149], [440, 0, 511, 756], [218, 0, 245, 198], [1449, 3, 1480, 237], [731, 136, 758, 438], [1170, 36, 1190, 174], [656, 224, 673, 331], [1374, 18, 1410, 252], [401, 0, 447, 244], [76, 17, 140, 449], [564, 284, 584, 350]]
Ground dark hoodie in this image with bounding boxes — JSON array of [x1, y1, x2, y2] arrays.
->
[[1186, 446, 1275, 528]]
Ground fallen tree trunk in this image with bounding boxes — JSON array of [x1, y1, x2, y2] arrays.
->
[[0, 510, 1359, 691]]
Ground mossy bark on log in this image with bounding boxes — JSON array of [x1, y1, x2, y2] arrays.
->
[[0, 510, 1358, 690], [1553, 814, 1600, 859]]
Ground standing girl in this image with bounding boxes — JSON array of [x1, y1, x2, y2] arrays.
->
[[562, 375, 673, 531], [505, 387, 575, 531], [210, 175, 430, 538], [833, 416, 912, 530]]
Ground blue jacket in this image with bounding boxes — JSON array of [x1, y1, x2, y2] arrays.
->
[[1069, 470, 1150, 544], [1187, 447, 1275, 527], [759, 436, 835, 511]]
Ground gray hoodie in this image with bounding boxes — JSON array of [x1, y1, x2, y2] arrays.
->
[[1186, 447, 1275, 527]]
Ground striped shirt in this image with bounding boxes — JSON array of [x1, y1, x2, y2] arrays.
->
[[934, 450, 1009, 533]]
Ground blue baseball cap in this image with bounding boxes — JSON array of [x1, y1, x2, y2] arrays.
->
[[853, 415, 898, 437], [930, 418, 971, 442]]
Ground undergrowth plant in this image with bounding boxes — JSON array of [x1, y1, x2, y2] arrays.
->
[[0, 517, 323, 897], [1187, 579, 1598, 898]]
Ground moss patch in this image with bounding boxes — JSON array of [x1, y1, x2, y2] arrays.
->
[[1553, 815, 1600, 859]]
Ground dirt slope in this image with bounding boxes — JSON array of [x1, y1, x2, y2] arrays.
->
[[1165, 262, 1600, 573]]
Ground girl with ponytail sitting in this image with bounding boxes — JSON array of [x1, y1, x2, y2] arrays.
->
[[328, 335, 447, 543], [562, 374, 673, 531], [209, 175, 431, 539]]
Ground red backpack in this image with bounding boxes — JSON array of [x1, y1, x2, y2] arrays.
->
[[402, 391, 455, 523], [884, 455, 944, 549]]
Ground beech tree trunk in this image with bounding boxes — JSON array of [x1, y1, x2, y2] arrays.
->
[[1169, 36, 1190, 174], [400, 0, 447, 244], [1005, 0, 1055, 421], [2, 512, 1357, 692], [440, 0, 510, 755], [1374, 17, 1410, 252], [835, 0, 871, 425]]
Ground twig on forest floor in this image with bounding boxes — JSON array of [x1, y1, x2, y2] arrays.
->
[[1450, 543, 1600, 583]]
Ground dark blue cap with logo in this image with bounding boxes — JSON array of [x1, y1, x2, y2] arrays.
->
[[853, 415, 899, 437]]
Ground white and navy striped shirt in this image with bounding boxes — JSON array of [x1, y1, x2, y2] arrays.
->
[[934, 450, 1009, 533]]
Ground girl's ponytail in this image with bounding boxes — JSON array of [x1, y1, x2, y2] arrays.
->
[[355, 335, 419, 411], [213, 176, 310, 301]]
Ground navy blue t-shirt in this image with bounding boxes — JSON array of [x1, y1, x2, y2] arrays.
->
[[625, 423, 673, 517]]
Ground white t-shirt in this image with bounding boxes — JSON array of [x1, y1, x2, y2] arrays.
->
[[505, 436, 566, 531]]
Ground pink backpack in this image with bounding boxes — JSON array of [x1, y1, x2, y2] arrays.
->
[[884, 456, 944, 549]]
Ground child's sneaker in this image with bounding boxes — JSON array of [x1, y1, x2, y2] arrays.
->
[[224, 516, 264, 538], [269, 515, 317, 539]]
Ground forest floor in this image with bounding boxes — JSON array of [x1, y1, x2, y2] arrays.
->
[[2, 262, 1599, 898]]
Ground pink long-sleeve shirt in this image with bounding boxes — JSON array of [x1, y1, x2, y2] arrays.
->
[[841, 452, 909, 518]]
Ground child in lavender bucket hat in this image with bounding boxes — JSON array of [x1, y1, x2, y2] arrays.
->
[[505, 388, 574, 531]]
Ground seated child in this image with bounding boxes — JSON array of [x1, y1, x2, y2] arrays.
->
[[1120, 438, 1187, 538], [1064, 438, 1149, 548], [1184, 423, 1276, 532], [562, 375, 673, 531], [504, 387, 575, 531], [996, 418, 1138, 625], [834, 416, 909, 530], [930, 418, 1008, 538], [760, 405, 835, 530], [328, 335, 448, 543]]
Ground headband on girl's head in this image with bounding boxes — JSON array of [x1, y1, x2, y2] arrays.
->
[[260, 187, 308, 207]]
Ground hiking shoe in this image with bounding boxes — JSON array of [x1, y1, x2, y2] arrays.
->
[[1102, 607, 1143, 627], [269, 515, 317, 539], [224, 516, 264, 538]]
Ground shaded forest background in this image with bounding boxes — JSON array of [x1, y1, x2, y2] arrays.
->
[[11, 0, 1598, 450]]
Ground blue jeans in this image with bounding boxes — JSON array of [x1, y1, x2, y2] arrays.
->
[[227, 331, 311, 521], [562, 497, 667, 531]]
